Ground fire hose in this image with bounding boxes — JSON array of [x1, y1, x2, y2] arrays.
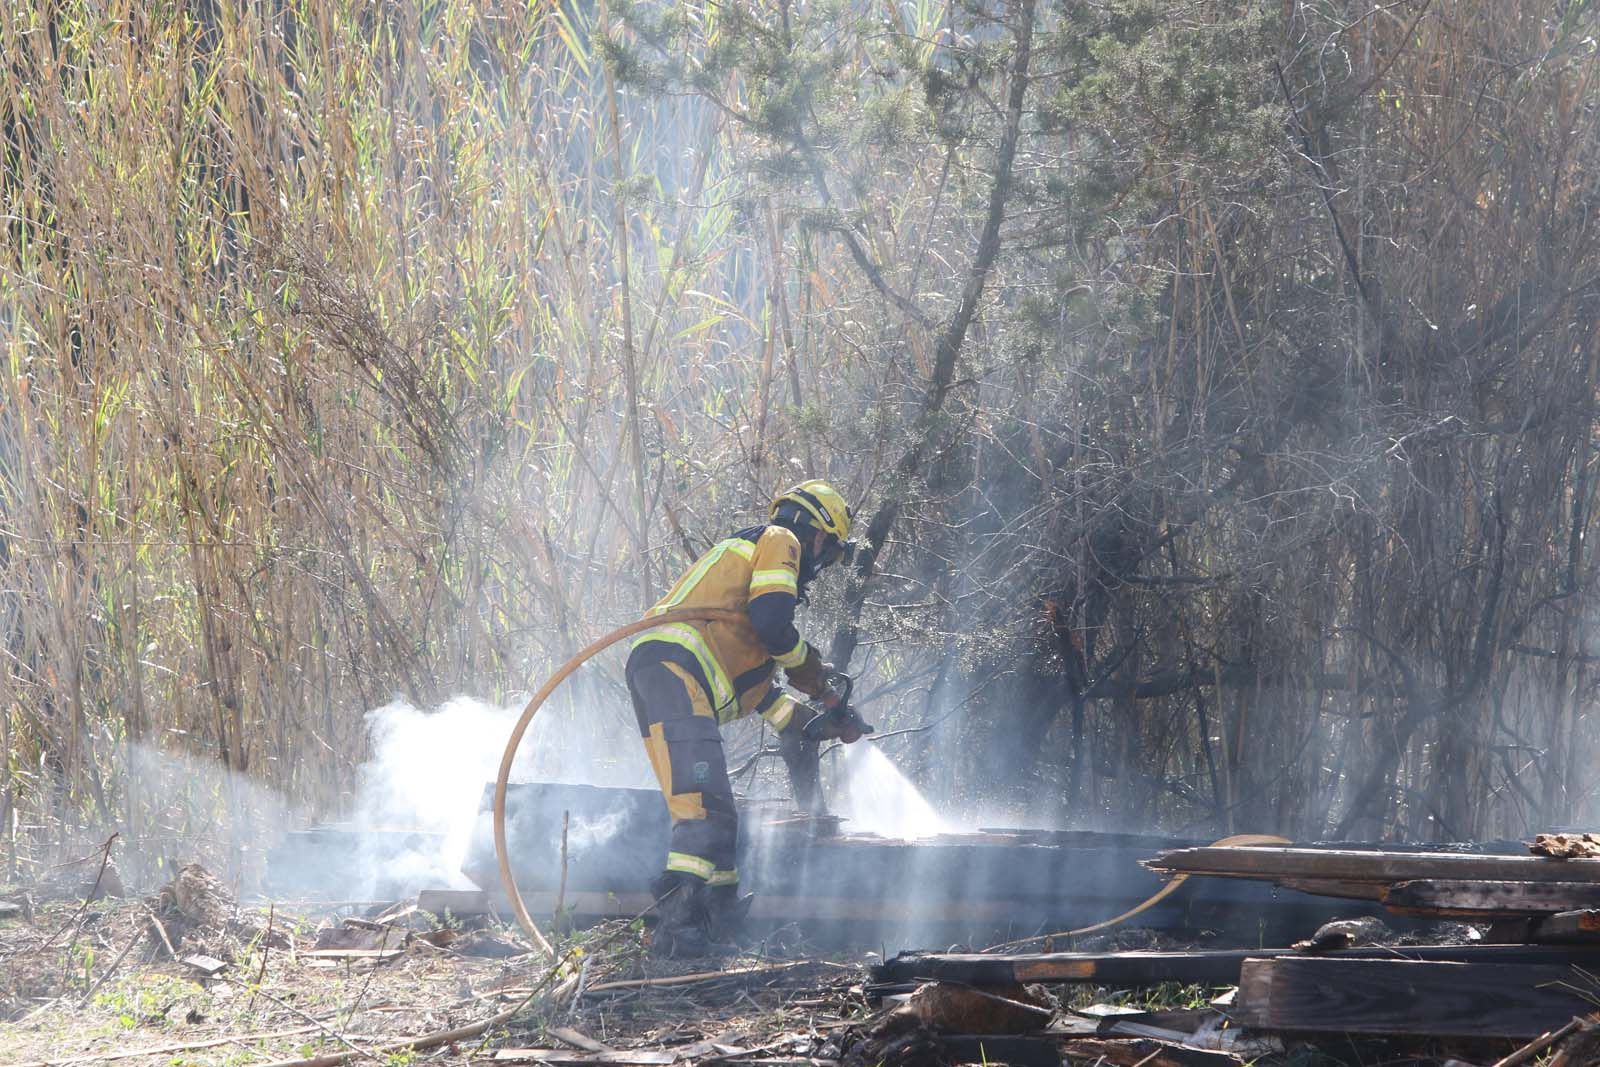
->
[[494, 608, 751, 955], [979, 832, 1290, 952]]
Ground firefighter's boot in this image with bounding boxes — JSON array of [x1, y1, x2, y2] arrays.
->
[[648, 872, 736, 959], [704, 884, 755, 944]]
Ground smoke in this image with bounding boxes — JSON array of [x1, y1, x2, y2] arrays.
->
[[108, 678, 658, 901], [118, 742, 313, 893], [343, 685, 654, 899]]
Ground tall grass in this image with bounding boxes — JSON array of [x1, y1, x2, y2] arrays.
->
[[0, 0, 897, 879]]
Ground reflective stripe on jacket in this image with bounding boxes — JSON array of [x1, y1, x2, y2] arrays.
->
[[632, 524, 808, 727]]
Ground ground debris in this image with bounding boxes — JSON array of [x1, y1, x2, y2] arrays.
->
[[895, 982, 1054, 1035], [155, 863, 233, 929], [827, 1013, 947, 1067], [1291, 915, 1393, 952], [486, 1050, 682, 1064], [308, 912, 533, 960], [0, 889, 1546, 1067]]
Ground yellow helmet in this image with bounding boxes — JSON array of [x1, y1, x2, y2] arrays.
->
[[771, 479, 852, 542]]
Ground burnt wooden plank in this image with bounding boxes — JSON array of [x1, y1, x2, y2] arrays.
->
[[300, 947, 404, 961], [1279, 878, 1387, 900], [1234, 957, 1595, 1038], [1384, 880, 1600, 916], [877, 949, 1287, 985], [1534, 910, 1600, 943], [1148, 846, 1600, 885], [874, 945, 1600, 987]]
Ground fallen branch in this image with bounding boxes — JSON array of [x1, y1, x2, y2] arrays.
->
[[77, 924, 149, 1005], [581, 961, 814, 996], [42, 834, 118, 948], [249, 902, 276, 1015], [143, 905, 177, 960], [1492, 1016, 1588, 1067]]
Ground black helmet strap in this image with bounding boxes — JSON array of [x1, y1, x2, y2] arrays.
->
[[771, 502, 834, 597]]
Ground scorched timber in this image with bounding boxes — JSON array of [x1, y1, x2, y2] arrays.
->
[[1533, 910, 1600, 943], [1234, 957, 1599, 1038], [1146, 845, 1600, 892], [872, 944, 1600, 987], [1383, 879, 1600, 916]]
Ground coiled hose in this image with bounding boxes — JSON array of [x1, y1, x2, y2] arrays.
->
[[494, 608, 749, 955]]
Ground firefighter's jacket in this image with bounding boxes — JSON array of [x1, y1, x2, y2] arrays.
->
[[631, 524, 812, 732]]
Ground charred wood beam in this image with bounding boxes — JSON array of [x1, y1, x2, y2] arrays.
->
[[1534, 910, 1600, 944], [1235, 957, 1596, 1038], [872, 944, 1600, 989], [1383, 880, 1600, 917], [1148, 846, 1600, 886], [1058, 1038, 1238, 1067]]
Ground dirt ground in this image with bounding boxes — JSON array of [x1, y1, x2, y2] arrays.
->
[[0, 880, 874, 1067]]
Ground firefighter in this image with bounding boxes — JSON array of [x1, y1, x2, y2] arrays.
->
[[627, 479, 865, 957]]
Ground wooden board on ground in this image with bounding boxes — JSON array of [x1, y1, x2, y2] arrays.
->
[[1075, 1005, 1216, 1038], [1383, 879, 1600, 916], [181, 954, 228, 977], [549, 1028, 616, 1053], [878, 948, 1295, 986], [488, 1051, 679, 1065], [1233, 957, 1597, 1038], [873, 944, 1600, 987], [1147, 846, 1600, 888]]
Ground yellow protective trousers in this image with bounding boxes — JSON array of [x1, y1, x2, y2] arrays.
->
[[625, 642, 739, 887]]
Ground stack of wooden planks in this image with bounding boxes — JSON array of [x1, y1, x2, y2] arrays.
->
[[1145, 843, 1600, 942], [869, 840, 1600, 1059], [872, 943, 1600, 1040], [1144, 842, 1600, 1040]]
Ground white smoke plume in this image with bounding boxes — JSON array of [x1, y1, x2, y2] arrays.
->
[[345, 685, 654, 898]]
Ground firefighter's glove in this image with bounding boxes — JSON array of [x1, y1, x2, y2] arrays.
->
[[785, 647, 827, 698], [801, 705, 872, 745]]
